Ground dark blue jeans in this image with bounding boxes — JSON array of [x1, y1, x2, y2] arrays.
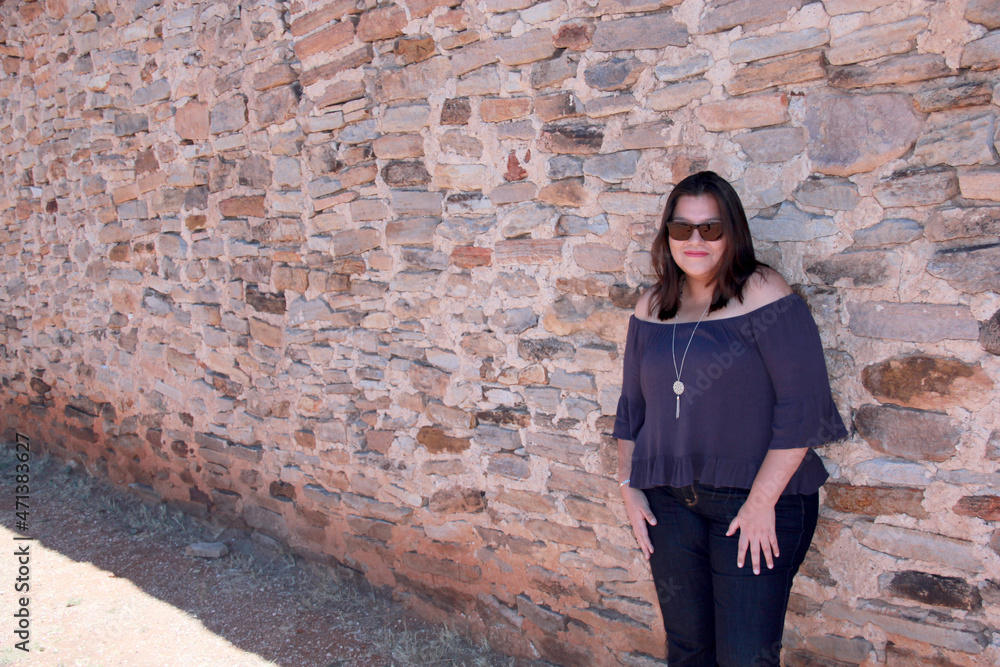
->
[[644, 484, 818, 666]]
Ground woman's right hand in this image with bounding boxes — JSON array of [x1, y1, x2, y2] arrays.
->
[[621, 486, 657, 559]]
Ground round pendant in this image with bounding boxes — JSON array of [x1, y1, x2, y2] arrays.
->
[[673, 380, 684, 396]]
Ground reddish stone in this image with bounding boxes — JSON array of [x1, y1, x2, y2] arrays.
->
[[825, 483, 927, 518], [293, 21, 355, 61], [396, 34, 436, 64], [417, 426, 471, 453], [220, 196, 266, 218], [357, 6, 407, 42], [494, 239, 564, 264], [862, 355, 993, 411], [175, 101, 209, 140], [953, 495, 1000, 521], [539, 179, 589, 207], [428, 487, 486, 513], [300, 46, 373, 87], [450, 246, 492, 268], [290, 0, 360, 37], [554, 20, 595, 50], [252, 64, 298, 91], [441, 97, 472, 124], [481, 97, 532, 123], [504, 151, 527, 181], [366, 430, 394, 454]]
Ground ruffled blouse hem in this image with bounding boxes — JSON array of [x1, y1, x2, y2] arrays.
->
[[630, 453, 828, 496]]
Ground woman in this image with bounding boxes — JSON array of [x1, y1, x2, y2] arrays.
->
[[613, 171, 847, 666]]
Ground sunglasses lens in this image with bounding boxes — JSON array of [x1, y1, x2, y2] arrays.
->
[[667, 223, 724, 241], [700, 223, 723, 241], [667, 223, 693, 241]]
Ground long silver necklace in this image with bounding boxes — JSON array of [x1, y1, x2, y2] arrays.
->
[[671, 300, 711, 418]]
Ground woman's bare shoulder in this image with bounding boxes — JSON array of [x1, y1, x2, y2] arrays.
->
[[741, 267, 793, 309], [635, 288, 656, 319]]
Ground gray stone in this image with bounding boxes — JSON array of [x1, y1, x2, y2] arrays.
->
[[550, 369, 596, 393], [730, 28, 829, 64], [382, 161, 431, 187], [830, 54, 951, 89], [440, 131, 483, 158], [853, 219, 923, 247], [852, 523, 981, 572], [824, 599, 990, 654], [927, 242, 1000, 292], [804, 90, 921, 177], [289, 297, 333, 325], [547, 155, 583, 180], [585, 94, 637, 118], [133, 78, 171, 106], [827, 17, 928, 66], [210, 96, 247, 134], [914, 80, 995, 113], [794, 177, 859, 211], [925, 206, 1000, 241], [438, 216, 495, 243], [646, 79, 711, 111], [853, 458, 933, 487], [584, 57, 645, 92], [734, 127, 806, 163], [967, 0, 1000, 29], [557, 214, 609, 236], [592, 12, 688, 51], [883, 570, 982, 611], [273, 158, 301, 187], [750, 202, 837, 242], [655, 53, 713, 81], [915, 113, 996, 167], [530, 55, 578, 90], [114, 113, 149, 136], [501, 202, 557, 238], [583, 151, 640, 183], [981, 308, 1000, 356], [339, 119, 378, 144], [496, 29, 556, 66], [238, 154, 272, 189], [382, 104, 431, 132], [847, 301, 980, 342], [474, 424, 522, 451], [444, 193, 492, 216], [185, 541, 229, 558], [803, 635, 874, 665], [700, 0, 804, 34], [806, 250, 896, 287], [960, 29, 1000, 71], [518, 338, 574, 362], [489, 307, 538, 334], [873, 167, 959, 208], [494, 272, 539, 297], [525, 387, 561, 414], [386, 217, 439, 245], [854, 404, 961, 462], [541, 123, 604, 154], [525, 431, 597, 465]]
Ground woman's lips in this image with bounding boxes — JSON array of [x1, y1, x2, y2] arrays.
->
[[684, 251, 709, 257]]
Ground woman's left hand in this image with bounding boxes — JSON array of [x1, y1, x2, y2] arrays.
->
[[726, 496, 778, 575]]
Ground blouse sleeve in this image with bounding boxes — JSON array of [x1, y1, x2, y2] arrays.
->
[[750, 295, 848, 450], [612, 316, 645, 442]]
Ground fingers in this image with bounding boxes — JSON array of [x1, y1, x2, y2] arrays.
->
[[633, 521, 653, 560]]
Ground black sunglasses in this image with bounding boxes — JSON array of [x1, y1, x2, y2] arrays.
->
[[665, 221, 725, 242]]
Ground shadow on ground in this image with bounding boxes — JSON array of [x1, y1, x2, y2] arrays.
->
[[0, 444, 533, 667]]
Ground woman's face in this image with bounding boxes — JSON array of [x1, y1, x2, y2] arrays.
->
[[667, 194, 728, 285]]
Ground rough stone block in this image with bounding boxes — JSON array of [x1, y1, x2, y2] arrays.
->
[[373, 133, 424, 159], [541, 123, 604, 154], [583, 151, 639, 183], [831, 53, 951, 89], [301, 46, 373, 87], [925, 205, 1000, 241], [114, 113, 148, 137], [211, 96, 248, 134], [854, 404, 961, 462], [592, 12, 687, 51], [852, 523, 981, 572], [883, 570, 982, 611], [862, 355, 993, 411], [958, 168, 1000, 200], [357, 5, 407, 42], [873, 167, 959, 208], [538, 179, 590, 207], [825, 483, 926, 518], [967, 0, 1000, 28], [294, 20, 356, 61], [585, 94, 636, 118], [847, 301, 980, 342], [554, 19, 594, 50], [434, 164, 488, 191], [535, 91, 582, 122], [700, 0, 804, 34], [495, 239, 564, 264], [647, 79, 711, 111], [441, 97, 472, 125], [734, 127, 806, 163], [481, 97, 532, 123], [574, 243, 625, 272], [290, 0, 360, 37], [926, 243, 1000, 293], [827, 17, 928, 66], [726, 50, 825, 96], [584, 57, 644, 91], [381, 161, 431, 187], [749, 202, 836, 241], [531, 54, 578, 89], [806, 250, 896, 288], [497, 29, 555, 66], [960, 29, 1000, 71], [695, 93, 788, 131], [914, 113, 995, 167], [730, 28, 828, 64], [804, 90, 920, 176], [377, 57, 452, 102], [315, 80, 366, 109]]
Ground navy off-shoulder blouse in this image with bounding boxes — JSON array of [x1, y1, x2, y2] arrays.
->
[[612, 293, 847, 495]]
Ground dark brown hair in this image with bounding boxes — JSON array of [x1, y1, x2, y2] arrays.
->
[[649, 171, 764, 320]]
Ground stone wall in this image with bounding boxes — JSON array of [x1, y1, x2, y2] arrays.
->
[[2, 0, 999, 663]]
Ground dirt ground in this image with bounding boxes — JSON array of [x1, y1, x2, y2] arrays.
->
[[0, 448, 530, 667]]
